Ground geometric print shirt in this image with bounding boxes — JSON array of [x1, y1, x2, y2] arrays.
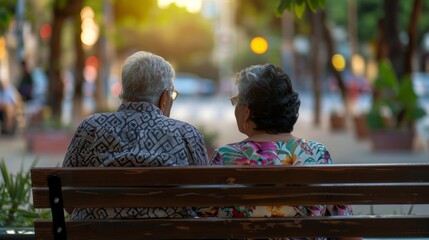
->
[[63, 101, 209, 219]]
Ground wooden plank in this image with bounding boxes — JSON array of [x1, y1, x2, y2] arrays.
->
[[32, 185, 429, 208], [34, 216, 429, 239], [31, 164, 429, 187]]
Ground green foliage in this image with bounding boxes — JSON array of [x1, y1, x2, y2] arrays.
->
[[0, 159, 51, 227], [236, 0, 282, 35], [366, 59, 427, 129], [113, 0, 157, 27], [0, 0, 16, 35], [197, 125, 219, 149], [114, 2, 216, 79], [277, 0, 326, 18]]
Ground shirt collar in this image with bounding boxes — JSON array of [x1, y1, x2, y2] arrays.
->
[[118, 102, 163, 115]]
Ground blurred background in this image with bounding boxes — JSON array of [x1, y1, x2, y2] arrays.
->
[[1, 0, 429, 167]]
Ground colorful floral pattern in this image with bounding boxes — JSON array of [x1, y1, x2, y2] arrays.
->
[[206, 138, 353, 220]]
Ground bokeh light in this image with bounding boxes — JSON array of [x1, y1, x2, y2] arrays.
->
[[84, 65, 97, 83], [250, 37, 268, 55], [351, 54, 365, 76], [158, 0, 202, 13], [0, 37, 6, 60], [39, 24, 52, 40], [80, 6, 95, 19], [86, 55, 99, 68], [80, 6, 99, 47], [111, 81, 122, 98], [332, 54, 346, 71]]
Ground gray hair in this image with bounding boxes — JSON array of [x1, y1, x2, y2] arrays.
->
[[235, 64, 267, 105], [235, 64, 300, 133], [120, 51, 175, 104]]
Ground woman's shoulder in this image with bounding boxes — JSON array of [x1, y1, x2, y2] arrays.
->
[[293, 138, 332, 165], [295, 138, 329, 149]]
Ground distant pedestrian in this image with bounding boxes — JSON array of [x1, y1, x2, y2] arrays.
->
[[0, 78, 20, 135], [17, 60, 34, 102]]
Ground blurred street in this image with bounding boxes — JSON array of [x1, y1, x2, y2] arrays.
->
[[2, 96, 429, 218], [1, 92, 429, 171], [1, 93, 429, 218]]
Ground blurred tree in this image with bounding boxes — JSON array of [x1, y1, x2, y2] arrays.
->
[[381, 0, 423, 78], [0, 0, 16, 35], [277, 0, 428, 127], [376, 0, 424, 128], [232, 0, 282, 73], [113, 2, 216, 79], [48, 0, 83, 120], [277, 0, 348, 126]]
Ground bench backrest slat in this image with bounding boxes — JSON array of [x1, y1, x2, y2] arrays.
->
[[32, 185, 429, 208], [34, 216, 429, 239], [31, 164, 429, 187]]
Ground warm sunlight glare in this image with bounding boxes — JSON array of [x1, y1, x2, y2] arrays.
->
[[158, 0, 202, 13]]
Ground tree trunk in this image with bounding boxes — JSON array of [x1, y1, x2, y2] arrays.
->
[[47, 0, 84, 121], [383, 0, 404, 78], [405, 0, 423, 75], [310, 11, 323, 126], [48, 14, 65, 120], [73, 12, 85, 126], [94, 40, 106, 112], [321, 11, 350, 116]]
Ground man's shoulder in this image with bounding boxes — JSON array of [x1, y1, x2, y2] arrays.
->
[[79, 111, 119, 126]]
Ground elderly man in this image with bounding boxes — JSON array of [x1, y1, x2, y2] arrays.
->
[[63, 51, 209, 219]]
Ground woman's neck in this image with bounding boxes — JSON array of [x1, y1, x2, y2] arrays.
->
[[244, 131, 296, 142]]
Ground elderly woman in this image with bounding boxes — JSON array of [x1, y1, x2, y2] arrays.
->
[[207, 64, 359, 240]]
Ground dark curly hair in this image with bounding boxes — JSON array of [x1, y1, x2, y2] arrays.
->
[[235, 64, 300, 134]]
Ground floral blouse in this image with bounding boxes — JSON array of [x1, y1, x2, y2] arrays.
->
[[205, 138, 353, 219]]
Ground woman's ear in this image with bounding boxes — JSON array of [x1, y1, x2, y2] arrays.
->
[[243, 106, 252, 131]]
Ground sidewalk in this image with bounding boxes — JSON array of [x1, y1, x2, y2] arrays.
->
[[1, 115, 428, 170], [1, 114, 428, 171]]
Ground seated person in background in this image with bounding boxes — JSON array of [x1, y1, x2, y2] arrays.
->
[[63, 51, 209, 219], [0, 78, 21, 135], [202, 64, 360, 240]]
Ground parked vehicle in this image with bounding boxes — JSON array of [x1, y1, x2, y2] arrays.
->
[[174, 73, 216, 96]]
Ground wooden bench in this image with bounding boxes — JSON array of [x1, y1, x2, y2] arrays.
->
[[31, 164, 429, 239]]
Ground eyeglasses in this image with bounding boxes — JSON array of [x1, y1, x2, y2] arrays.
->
[[170, 89, 179, 101], [230, 96, 238, 106]]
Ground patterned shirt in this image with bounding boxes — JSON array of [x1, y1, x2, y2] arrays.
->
[[201, 138, 352, 239], [63, 101, 209, 219]]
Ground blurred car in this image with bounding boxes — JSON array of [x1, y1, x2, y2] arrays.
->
[[413, 72, 429, 121], [174, 73, 216, 96], [413, 72, 429, 98]]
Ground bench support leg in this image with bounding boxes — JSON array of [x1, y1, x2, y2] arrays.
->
[[47, 174, 67, 240]]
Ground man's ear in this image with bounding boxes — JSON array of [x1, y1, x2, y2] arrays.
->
[[158, 90, 168, 112]]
